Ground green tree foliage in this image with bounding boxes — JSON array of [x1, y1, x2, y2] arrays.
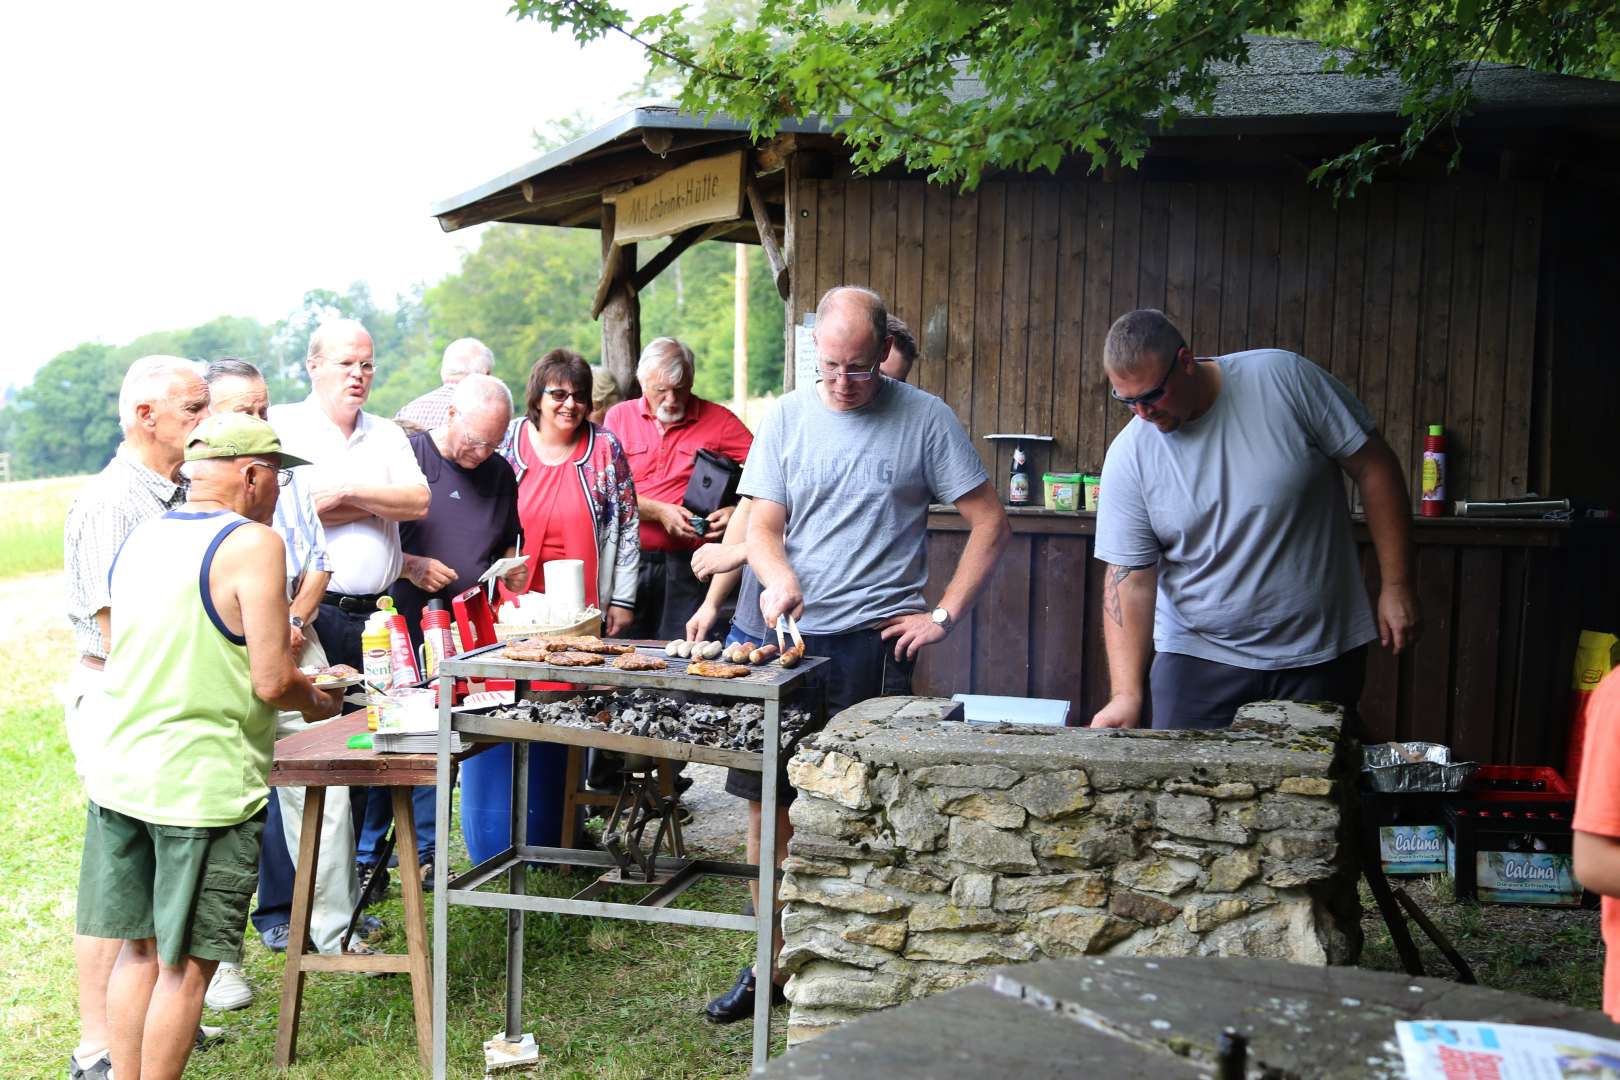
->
[[1, 225, 778, 478], [6, 344, 124, 479], [425, 226, 604, 386], [425, 224, 781, 400], [640, 240, 784, 401], [513, 0, 1620, 195]]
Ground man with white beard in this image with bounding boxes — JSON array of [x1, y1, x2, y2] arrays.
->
[[603, 337, 752, 641]]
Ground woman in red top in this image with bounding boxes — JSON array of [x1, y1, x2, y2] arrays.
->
[[498, 349, 639, 635]]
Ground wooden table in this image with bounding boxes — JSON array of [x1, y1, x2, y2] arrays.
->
[[268, 713, 484, 1071], [761, 956, 1620, 1079]]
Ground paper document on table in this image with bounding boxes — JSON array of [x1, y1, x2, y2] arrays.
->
[[1395, 1020, 1620, 1078], [477, 555, 529, 584]]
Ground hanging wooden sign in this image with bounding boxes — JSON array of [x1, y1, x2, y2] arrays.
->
[[605, 150, 745, 246]]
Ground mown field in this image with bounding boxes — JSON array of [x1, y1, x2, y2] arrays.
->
[[0, 475, 83, 579]]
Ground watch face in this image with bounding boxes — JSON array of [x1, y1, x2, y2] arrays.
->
[[290, 616, 305, 629], [932, 609, 947, 624]]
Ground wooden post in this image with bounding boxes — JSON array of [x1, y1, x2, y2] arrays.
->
[[734, 244, 749, 421], [782, 153, 802, 391], [599, 204, 641, 399]]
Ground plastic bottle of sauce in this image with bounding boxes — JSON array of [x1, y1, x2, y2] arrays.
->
[[1421, 424, 1447, 517], [361, 611, 394, 731]]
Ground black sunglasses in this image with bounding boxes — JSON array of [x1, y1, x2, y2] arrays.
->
[[1110, 352, 1182, 409]]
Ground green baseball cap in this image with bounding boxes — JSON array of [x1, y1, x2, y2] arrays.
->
[[184, 412, 312, 468]]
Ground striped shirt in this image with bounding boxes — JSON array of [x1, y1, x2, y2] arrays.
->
[[273, 468, 330, 601], [394, 384, 455, 433], [64, 446, 186, 660]]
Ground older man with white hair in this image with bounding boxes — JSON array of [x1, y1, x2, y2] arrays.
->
[[394, 337, 495, 432], [603, 336, 753, 641], [62, 355, 209, 1080], [394, 373, 530, 646]]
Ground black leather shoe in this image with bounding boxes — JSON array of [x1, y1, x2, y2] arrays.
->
[[704, 966, 786, 1024]]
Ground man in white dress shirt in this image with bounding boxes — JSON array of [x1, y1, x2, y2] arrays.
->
[[269, 319, 432, 888]]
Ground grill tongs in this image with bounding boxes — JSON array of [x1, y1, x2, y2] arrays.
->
[[775, 613, 806, 668]]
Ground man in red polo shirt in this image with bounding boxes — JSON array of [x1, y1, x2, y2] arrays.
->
[[605, 336, 753, 641]]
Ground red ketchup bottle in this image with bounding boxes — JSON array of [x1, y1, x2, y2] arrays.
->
[[1421, 424, 1447, 517]]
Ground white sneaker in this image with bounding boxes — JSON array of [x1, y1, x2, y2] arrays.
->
[[205, 963, 253, 1010]]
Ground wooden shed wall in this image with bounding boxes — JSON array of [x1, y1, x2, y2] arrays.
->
[[787, 176, 1546, 508]]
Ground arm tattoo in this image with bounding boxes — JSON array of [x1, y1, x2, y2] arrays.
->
[[1103, 563, 1153, 627]]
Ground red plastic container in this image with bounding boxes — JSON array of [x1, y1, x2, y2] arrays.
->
[[1462, 765, 1574, 805]]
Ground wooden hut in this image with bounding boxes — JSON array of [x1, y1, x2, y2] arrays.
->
[[432, 37, 1620, 765]]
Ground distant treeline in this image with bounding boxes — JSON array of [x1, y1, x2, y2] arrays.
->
[[0, 228, 784, 479]]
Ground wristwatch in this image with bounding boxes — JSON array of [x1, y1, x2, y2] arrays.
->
[[289, 615, 306, 630], [930, 607, 954, 635]]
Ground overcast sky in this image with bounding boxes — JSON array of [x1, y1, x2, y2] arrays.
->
[[0, 0, 651, 387]]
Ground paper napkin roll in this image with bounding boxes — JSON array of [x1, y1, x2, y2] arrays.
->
[[543, 559, 586, 616]]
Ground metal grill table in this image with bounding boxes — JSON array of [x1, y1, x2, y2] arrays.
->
[[431, 641, 829, 1078]]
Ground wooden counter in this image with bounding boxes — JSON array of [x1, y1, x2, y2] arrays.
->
[[919, 508, 1619, 766]]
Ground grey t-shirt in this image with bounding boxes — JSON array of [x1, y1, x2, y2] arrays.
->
[[1095, 349, 1378, 670], [740, 378, 987, 635]]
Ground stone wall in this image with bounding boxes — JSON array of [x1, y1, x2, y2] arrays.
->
[[778, 697, 1358, 1044]]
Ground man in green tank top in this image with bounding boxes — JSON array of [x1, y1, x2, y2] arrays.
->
[[76, 413, 342, 1080]]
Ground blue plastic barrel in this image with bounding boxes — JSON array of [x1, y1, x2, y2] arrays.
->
[[459, 742, 568, 863]]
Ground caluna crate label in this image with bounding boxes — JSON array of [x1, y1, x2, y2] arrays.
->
[[1475, 851, 1581, 906]]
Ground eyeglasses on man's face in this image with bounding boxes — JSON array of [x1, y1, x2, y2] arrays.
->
[[817, 360, 880, 382], [1110, 353, 1180, 409], [542, 387, 585, 404], [241, 460, 293, 487]]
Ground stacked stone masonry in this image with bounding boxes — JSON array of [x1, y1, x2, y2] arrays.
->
[[779, 697, 1358, 1045]]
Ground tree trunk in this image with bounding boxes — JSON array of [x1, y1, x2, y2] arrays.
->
[[733, 244, 749, 421]]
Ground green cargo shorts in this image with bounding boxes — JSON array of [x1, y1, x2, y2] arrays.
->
[[76, 801, 265, 968]]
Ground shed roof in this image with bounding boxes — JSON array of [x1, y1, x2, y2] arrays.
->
[[433, 35, 1620, 231]]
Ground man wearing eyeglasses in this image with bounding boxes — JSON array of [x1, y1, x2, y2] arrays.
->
[[394, 373, 530, 650], [702, 286, 1010, 1024], [1091, 308, 1421, 732], [267, 319, 430, 669], [268, 319, 432, 889], [77, 412, 341, 1080]]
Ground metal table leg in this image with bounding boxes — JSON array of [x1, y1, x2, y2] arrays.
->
[[507, 739, 529, 1039], [432, 680, 452, 1080], [752, 697, 780, 1073]]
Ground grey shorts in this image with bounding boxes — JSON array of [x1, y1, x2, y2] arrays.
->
[[77, 801, 265, 967]]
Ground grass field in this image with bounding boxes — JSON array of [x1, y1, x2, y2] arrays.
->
[[0, 476, 84, 580]]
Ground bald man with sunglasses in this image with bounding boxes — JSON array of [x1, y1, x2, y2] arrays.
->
[[1091, 309, 1421, 732]]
